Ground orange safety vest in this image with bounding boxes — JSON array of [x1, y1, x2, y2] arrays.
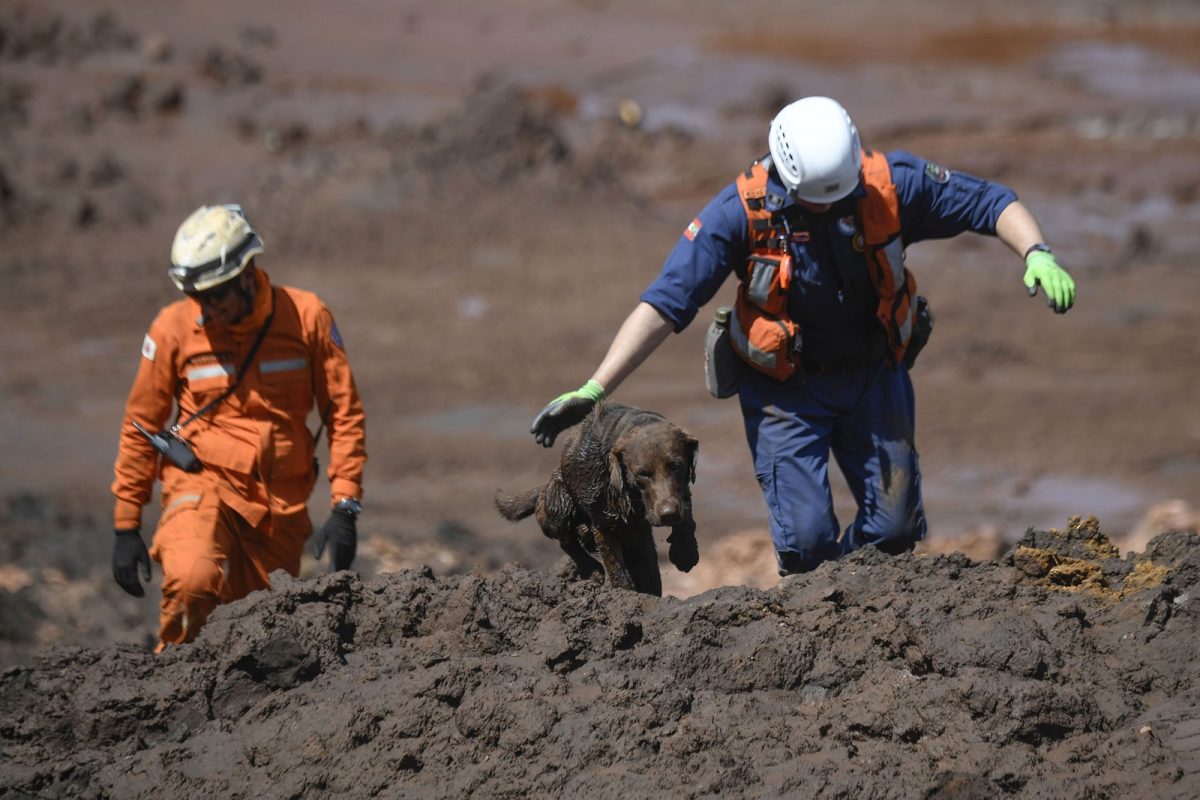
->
[[729, 149, 917, 380]]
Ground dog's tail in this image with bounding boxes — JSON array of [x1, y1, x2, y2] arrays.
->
[[493, 487, 540, 521]]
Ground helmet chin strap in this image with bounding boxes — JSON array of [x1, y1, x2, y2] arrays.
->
[[228, 266, 257, 324]]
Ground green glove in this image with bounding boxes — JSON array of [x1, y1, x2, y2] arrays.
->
[[531, 379, 605, 448], [1023, 250, 1075, 314]]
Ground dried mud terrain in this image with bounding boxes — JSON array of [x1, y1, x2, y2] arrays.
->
[[2, 0, 1200, 797], [3, 522, 1199, 798]]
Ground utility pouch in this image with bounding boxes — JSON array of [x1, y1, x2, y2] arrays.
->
[[704, 307, 746, 398], [903, 295, 934, 370], [131, 420, 202, 473], [728, 287, 801, 382], [744, 251, 792, 312]]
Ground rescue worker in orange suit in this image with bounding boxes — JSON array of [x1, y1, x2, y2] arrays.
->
[[531, 96, 1076, 577], [110, 204, 367, 648]]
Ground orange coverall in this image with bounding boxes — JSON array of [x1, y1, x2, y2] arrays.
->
[[112, 268, 366, 647]]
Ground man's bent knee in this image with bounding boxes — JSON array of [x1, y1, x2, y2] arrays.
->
[[844, 506, 926, 557], [176, 555, 226, 599], [777, 541, 841, 576], [159, 556, 226, 646]]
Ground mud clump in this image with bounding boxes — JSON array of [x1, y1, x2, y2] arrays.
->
[[1009, 515, 1173, 599], [412, 83, 573, 184], [1, 524, 1197, 799], [0, 6, 137, 65]]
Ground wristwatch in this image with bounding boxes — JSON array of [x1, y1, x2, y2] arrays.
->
[[1023, 243, 1052, 259], [334, 497, 362, 517]]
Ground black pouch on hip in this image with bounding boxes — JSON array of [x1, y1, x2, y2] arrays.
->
[[704, 306, 747, 399], [903, 295, 934, 370], [131, 420, 202, 473]]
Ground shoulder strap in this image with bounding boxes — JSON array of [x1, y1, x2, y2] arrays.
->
[[173, 288, 276, 432], [735, 159, 773, 235], [858, 149, 900, 245]]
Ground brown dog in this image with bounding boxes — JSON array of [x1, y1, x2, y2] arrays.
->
[[495, 402, 699, 596]]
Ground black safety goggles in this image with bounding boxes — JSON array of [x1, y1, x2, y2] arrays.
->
[[185, 280, 240, 303]]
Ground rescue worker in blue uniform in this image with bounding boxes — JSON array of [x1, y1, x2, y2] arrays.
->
[[531, 96, 1076, 576]]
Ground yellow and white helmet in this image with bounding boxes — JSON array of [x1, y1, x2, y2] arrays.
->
[[168, 204, 264, 293]]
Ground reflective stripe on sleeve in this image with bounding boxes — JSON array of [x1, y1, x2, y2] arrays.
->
[[186, 364, 235, 381]]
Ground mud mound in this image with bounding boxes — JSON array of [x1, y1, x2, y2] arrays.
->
[[2, 521, 1197, 799], [411, 83, 572, 183], [386, 80, 685, 204], [0, 5, 137, 65]]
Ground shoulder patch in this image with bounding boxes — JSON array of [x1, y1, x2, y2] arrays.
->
[[684, 217, 702, 241], [141, 334, 157, 362], [330, 321, 344, 349], [925, 162, 951, 184]]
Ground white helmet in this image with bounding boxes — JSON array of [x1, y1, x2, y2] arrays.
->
[[168, 204, 263, 293], [767, 96, 862, 204]]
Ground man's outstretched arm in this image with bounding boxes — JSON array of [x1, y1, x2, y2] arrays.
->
[[531, 302, 674, 447]]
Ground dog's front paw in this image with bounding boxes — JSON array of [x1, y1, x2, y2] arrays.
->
[[667, 526, 699, 572]]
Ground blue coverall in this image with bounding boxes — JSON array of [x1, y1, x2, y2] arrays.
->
[[641, 151, 1017, 574]]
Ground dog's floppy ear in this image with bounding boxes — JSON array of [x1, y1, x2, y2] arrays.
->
[[685, 435, 699, 484], [606, 442, 633, 519], [607, 447, 625, 493]]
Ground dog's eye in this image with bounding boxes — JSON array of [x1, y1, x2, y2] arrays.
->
[[636, 469, 653, 479]]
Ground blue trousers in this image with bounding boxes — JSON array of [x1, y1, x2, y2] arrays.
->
[[738, 360, 927, 574]]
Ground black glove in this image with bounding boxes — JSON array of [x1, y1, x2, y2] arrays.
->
[[311, 509, 357, 571], [530, 380, 605, 448], [667, 522, 699, 573], [112, 529, 152, 597]]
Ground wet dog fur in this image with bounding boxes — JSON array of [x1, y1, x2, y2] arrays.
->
[[495, 402, 699, 595]]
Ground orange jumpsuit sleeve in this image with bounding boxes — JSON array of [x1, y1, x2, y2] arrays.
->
[[112, 311, 179, 530], [311, 304, 366, 506]]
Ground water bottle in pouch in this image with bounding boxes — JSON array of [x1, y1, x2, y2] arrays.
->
[[704, 306, 746, 399]]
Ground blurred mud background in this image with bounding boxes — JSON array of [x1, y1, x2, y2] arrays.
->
[[3, 0, 1200, 658]]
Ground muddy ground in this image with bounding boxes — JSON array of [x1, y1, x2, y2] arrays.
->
[[1, 0, 1199, 796], [3, 520, 1199, 798]]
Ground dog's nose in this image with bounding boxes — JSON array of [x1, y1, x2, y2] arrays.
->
[[656, 500, 681, 524]]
